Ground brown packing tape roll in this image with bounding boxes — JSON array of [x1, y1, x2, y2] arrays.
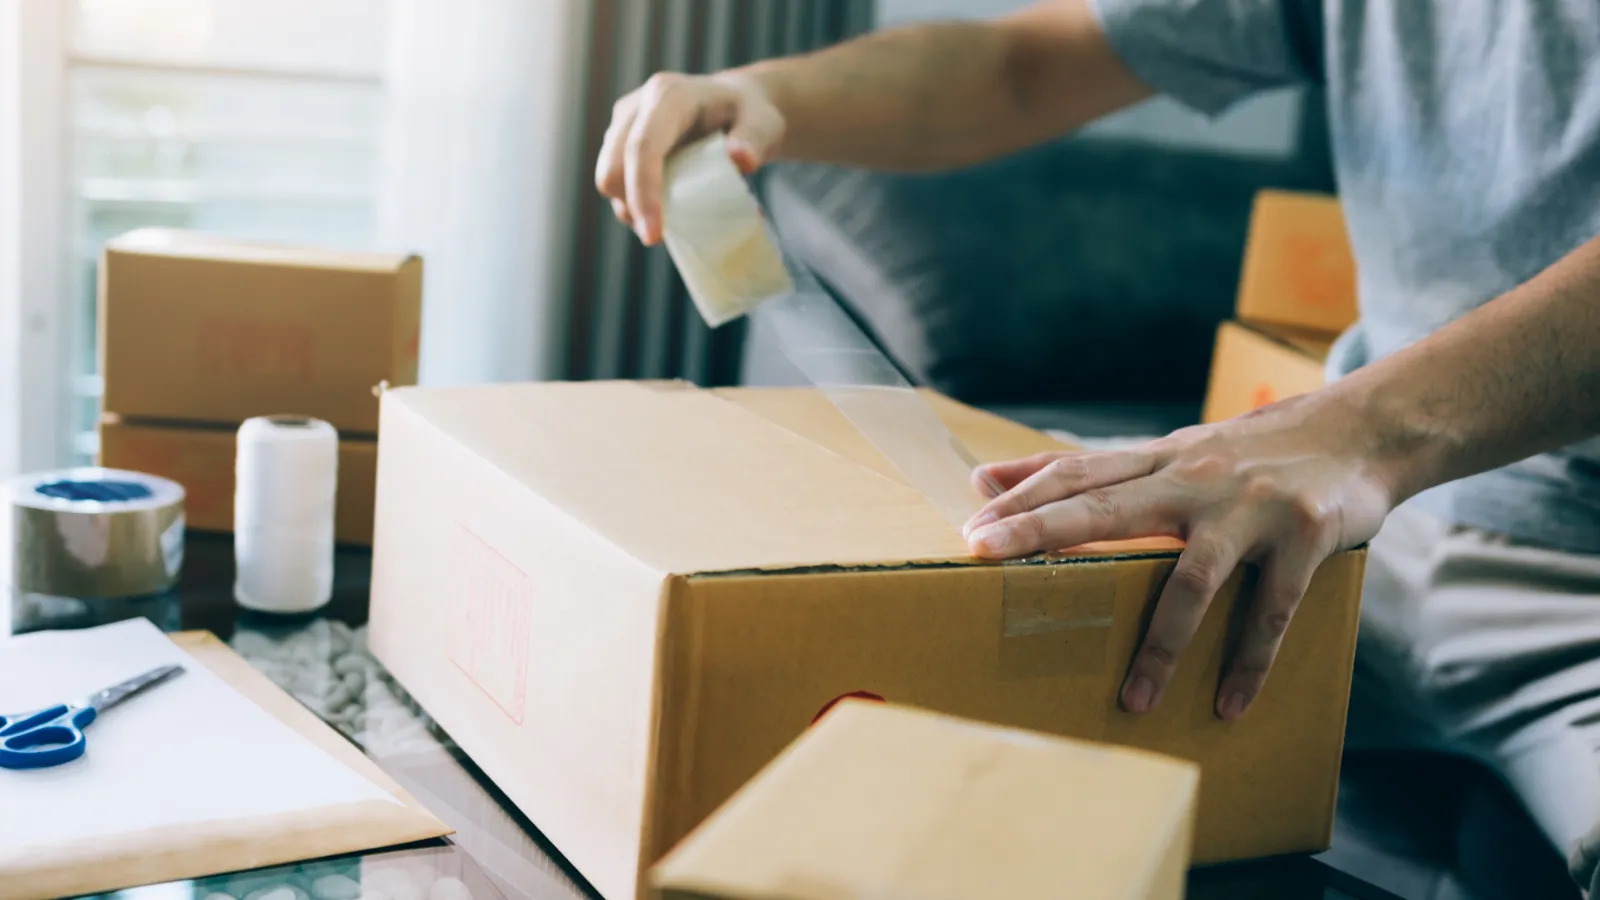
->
[[8, 468, 185, 601]]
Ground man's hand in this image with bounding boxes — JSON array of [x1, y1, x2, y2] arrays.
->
[[960, 227, 1600, 722], [963, 393, 1396, 721], [595, 73, 786, 246], [595, 1, 1151, 247]]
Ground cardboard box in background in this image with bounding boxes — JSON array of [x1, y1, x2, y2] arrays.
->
[[1201, 321, 1333, 424], [98, 418, 378, 546], [99, 229, 422, 434], [366, 380, 1366, 900], [1236, 190, 1359, 336], [652, 701, 1199, 900]]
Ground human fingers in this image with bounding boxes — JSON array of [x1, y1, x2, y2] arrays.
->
[[1121, 527, 1247, 713], [723, 106, 784, 174], [966, 450, 1159, 536], [610, 198, 633, 229], [595, 95, 639, 214], [967, 477, 1176, 559], [624, 74, 700, 244], [970, 452, 1072, 501], [1214, 535, 1325, 720]]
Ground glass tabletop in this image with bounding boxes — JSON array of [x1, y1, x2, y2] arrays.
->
[[60, 534, 1405, 900]]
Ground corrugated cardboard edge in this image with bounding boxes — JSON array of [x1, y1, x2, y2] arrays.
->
[[1308, 547, 1368, 853], [0, 631, 451, 900], [106, 228, 419, 275], [640, 574, 705, 900], [390, 258, 424, 387]]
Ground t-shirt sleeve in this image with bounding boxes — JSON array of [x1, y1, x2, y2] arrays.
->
[[1087, 0, 1324, 116]]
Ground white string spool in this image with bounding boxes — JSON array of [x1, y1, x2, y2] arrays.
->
[[234, 415, 338, 614]]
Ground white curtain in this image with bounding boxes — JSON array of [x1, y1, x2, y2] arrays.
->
[[379, 0, 592, 386], [0, 4, 22, 483], [0, 0, 68, 480]]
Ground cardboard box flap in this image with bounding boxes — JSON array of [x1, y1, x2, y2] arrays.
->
[[1251, 321, 1337, 359], [711, 387, 1070, 484], [712, 387, 1183, 558], [386, 381, 976, 575], [652, 702, 1198, 900], [108, 228, 415, 274]]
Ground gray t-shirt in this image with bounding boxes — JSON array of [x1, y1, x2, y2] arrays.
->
[[1091, 0, 1600, 554]]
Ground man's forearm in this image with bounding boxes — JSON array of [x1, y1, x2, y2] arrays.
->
[[1339, 235, 1600, 503], [725, 0, 1150, 171]]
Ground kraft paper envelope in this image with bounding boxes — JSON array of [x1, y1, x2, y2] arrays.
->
[[0, 628, 451, 900]]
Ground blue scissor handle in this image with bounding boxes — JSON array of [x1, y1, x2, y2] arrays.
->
[[0, 704, 98, 769]]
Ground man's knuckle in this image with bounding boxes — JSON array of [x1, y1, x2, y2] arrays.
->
[[1011, 511, 1046, 544], [1046, 456, 1088, 485], [1007, 479, 1039, 511], [1240, 473, 1281, 504], [1171, 562, 1216, 596], [1174, 453, 1234, 482], [1082, 487, 1119, 524], [1288, 491, 1333, 536], [1258, 608, 1294, 640], [1230, 659, 1271, 683], [643, 71, 680, 95], [1143, 644, 1179, 668]]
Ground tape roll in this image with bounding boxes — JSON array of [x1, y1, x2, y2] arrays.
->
[[7, 467, 186, 602], [661, 133, 796, 327]]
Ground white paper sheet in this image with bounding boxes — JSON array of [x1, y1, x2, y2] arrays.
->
[[0, 619, 395, 850]]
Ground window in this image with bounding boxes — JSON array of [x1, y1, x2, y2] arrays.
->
[[63, 0, 391, 462]]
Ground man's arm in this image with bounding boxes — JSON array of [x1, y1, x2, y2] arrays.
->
[[595, 0, 1151, 244], [736, 1, 1150, 170], [1353, 235, 1600, 499], [964, 233, 1600, 721]]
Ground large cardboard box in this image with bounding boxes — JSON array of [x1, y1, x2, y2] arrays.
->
[[98, 418, 378, 546], [1236, 190, 1359, 336], [652, 701, 1199, 900], [1201, 321, 1333, 425], [99, 229, 422, 434], [367, 381, 1365, 900]]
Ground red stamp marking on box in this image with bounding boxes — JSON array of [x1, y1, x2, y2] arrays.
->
[[447, 522, 534, 724], [1250, 382, 1278, 410], [197, 316, 317, 381]]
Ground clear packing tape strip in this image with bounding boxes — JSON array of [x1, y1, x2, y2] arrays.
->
[[661, 134, 1002, 529]]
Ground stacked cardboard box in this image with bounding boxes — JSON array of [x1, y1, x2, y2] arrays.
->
[[1201, 190, 1358, 424], [96, 229, 422, 546]]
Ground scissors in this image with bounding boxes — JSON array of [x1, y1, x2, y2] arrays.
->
[[0, 664, 186, 769]]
